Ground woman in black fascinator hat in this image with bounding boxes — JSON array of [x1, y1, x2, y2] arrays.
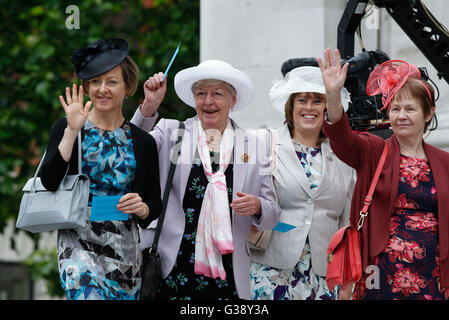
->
[[39, 38, 162, 300]]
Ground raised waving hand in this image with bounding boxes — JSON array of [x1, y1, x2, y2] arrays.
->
[[317, 48, 349, 122], [59, 84, 92, 132], [57, 84, 92, 162]]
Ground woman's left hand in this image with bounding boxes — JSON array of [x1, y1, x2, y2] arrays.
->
[[117, 193, 149, 220], [318, 48, 349, 97], [230, 192, 261, 217]]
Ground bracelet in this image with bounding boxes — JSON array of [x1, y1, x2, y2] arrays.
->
[[326, 104, 342, 111]]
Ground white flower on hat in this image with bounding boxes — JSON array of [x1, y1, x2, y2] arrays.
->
[[269, 66, 350, 114]]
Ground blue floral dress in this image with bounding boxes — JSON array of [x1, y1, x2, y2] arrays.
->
[[157, 151, 238, 300], [354, 155, 449, 300], [250, 140, 336, 300], [57, 120, 142, 300]]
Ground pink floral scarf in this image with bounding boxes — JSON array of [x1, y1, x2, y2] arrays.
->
[[194, 120, 234, 280]]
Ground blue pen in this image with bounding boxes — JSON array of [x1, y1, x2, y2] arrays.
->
[[162, 41, 181, 81]]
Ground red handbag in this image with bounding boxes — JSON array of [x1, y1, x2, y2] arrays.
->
[[326, 225, 362, 291], [326, 142, 388, 291]]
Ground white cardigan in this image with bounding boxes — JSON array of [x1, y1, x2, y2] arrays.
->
[[250, 124, 355, 276]]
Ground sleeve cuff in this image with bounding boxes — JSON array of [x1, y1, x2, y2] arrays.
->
[[130, 105, 159, 132]]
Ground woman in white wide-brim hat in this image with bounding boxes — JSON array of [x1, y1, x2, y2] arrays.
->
[[131, 59, 281, 300], [249, 64, 356, 300]]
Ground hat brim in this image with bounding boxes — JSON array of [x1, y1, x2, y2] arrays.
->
[[174, 65, 254, 112], [270, 87, 350, 114], [269, 69, 350, 114]]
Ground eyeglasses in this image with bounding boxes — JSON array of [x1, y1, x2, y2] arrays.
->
[[194, 89, 229, 101], [87, 79, 123, 88]]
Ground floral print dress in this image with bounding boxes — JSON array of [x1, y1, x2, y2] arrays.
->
[[250, 140, 336, 300], [354, 154, 449, 300], [157, 151, 238, 300]]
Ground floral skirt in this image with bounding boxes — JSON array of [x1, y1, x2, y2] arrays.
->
[[250, 239, 336, 300], [354, 210, 449, 300]]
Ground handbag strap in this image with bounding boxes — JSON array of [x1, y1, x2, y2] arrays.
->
[[150, 121, 185, 254], [77, 129, 82, 173], [31, 130, 82, 192], [357, 142, 388, 230]]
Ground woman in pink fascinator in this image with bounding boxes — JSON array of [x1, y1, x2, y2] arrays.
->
[[318, 48, 449, 300]]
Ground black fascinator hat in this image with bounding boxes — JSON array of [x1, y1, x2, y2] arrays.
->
[[70, 38, 129, 79]]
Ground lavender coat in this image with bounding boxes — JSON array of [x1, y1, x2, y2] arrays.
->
[[131, 109, 281, 299]]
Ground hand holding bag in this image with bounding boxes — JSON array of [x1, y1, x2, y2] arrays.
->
[[140, 122, 185, 300], [16, 131, 90, 233], [326, 142, 388, 292]]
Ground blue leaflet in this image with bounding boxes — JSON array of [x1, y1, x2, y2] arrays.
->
[[90, 195, 129, 221], [272, 222, 296, 233]]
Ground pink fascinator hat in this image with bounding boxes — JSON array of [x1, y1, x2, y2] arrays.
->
[[366, 60, 422, 110]]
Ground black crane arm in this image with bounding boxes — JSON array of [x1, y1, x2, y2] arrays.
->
[[338, 0, 449, 84]]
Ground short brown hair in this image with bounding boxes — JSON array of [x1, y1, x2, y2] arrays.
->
[[284, 92, 327, 143], [81, 55, 139, 96], [392, 78, 436, 132]]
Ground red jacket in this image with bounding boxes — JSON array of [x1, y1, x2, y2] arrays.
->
[[323, 114, 449, 287]]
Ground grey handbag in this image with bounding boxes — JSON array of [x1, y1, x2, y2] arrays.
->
[[16, 131, 90, 233]]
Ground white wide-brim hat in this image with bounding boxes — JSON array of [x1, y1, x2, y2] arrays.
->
[[174, 60, 254, 112], [269, 66, 351, 114]]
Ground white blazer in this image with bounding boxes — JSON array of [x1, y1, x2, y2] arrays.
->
[[250, 124, 355, 276]]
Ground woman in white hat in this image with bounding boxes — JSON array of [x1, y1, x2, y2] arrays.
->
[[131, 60, 281, 300], [249, 64, 356, 300]]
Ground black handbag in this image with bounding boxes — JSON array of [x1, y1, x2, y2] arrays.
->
[[140, 122, 184, 300]]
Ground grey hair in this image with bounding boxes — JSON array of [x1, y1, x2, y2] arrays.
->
[[191, 79, 236, 96]]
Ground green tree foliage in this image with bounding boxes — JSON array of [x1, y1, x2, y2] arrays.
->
[[0, 0, 199, 232], [25, 248, 65, 297]]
